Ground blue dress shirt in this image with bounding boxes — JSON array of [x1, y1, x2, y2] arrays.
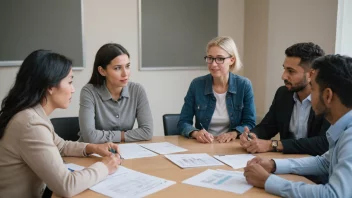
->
[[265, 110, 352, 197]]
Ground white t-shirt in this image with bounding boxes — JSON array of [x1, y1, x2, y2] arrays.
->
[[208, 91, 230, 136]]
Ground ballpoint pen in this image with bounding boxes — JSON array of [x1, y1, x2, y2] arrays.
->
[[247, 132, 252, 141], [108, 146, 124, 160]]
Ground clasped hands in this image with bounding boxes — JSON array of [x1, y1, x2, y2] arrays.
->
[[191, 129, 237, 143]]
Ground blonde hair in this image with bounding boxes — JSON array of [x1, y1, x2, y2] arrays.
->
[[206, 36, 243, 73]]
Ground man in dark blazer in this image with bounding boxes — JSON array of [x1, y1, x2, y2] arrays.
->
[[240, 42, 330, 156]]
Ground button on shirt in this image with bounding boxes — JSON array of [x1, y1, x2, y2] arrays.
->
[[265, 110, 352, 197], [78, 82, 153, 143], [289, 93, 311, 139]]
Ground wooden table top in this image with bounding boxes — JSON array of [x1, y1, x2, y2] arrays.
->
[[53, 136, 312, 198]]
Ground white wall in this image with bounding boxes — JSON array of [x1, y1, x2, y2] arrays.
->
[[0, 0, 245, 136], [244, 0, 337, 117], [335, 0, 352, 56]]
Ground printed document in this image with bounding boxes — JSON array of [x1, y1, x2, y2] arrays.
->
[[139, 142, 187, 154], [164, 153, 224, 168], [213, 154, 255, 169], [90, 166, 176, 198], [182, 169, 253, 194]]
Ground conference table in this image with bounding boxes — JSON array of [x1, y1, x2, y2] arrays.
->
[[53, 136, 313, 198]]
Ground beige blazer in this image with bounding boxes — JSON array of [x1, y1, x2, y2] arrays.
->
[[0, 104, 108, 198]]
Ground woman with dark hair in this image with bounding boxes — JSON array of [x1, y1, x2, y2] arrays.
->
[[78, 43, 153, 143], [0, 50, 121, 197]]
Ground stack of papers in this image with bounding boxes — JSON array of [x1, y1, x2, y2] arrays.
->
[[213, 154, 255, 169], [164, 153, 224, 168], [182, 169, 253, 194], [118, 143, 158, 159], [91, 143, 158, 159], [139, 142, 187, 154], [66, 163, 176, 197]]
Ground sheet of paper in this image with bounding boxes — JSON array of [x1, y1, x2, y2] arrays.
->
[[213, 154, 255, 169], [164, 153, 224, 168], [182, 169, 253, 194], [90, 166, 176, 198], [90, 144, 158, 159], [119, 143, 158, 159], [138, 142, 187, 154]]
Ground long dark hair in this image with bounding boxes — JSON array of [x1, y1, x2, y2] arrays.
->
[[88, 43, 130, 86], [0, 50, 72, 139]]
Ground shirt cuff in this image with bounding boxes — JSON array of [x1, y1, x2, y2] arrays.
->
[[111, 131, 122, 142], [265, 174, 290, 196], [273, 158, 292, 174]]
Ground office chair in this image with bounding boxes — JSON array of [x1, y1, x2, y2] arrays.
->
[[162, 114, 181, 136], [50, 117, 80, 141]]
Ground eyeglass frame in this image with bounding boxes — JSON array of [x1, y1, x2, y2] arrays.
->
[[204, 56, 232, 64]]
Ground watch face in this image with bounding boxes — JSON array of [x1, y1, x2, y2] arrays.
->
[[272, 141, 278, 147]]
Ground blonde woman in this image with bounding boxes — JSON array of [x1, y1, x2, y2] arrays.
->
[[178, 36, 256, 143]]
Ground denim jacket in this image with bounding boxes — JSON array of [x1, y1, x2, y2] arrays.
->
[[178, 73, 256, 138]]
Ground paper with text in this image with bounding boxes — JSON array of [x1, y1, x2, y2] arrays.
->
[[213, 154, 255, 169], [182, 169, 253, 194], [90, 166, 176, 198], [139, 142, 187, 155], [164, 153, 224, 168]]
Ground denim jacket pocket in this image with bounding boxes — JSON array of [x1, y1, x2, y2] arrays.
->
[[195, 104, 207, 120]]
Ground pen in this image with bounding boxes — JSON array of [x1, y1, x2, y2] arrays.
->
[[247, 132, 252, 141], [68, 168, 74, 172], [199, 122, 204, 130], [108, 146, 124, 160]]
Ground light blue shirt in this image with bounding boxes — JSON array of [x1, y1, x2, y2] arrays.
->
[[289, 93, 311, 139], [265, 110, 352, 197]]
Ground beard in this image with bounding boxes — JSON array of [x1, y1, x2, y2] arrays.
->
[[314, 94, 330, 117], [284, 73, 309, 92]]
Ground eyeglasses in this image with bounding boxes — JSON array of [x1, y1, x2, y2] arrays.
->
[[204, 56, 232, 64]]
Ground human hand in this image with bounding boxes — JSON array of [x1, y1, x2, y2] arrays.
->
[[246, 156, 276, 173], [215, 132, 237, 143], [192, 129, 214, 143]]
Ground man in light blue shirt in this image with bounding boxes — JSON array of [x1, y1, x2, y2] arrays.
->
[[244, 54, 352, 197]]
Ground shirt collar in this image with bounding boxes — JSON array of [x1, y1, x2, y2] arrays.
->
[[204, 72, 237, 95], [97, 82, 130, 101], [293, 92, 311, 103], [326, 110, 352, 144]]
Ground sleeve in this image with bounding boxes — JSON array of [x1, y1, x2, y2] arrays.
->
[[234, 79, 256, 133], [79, 86, 122, 143], [281, 136, 329, 156], [251, 88, 280, 139], [52, 129, 89, 157], [281, 117, 330, 155], [265, 150, 352, 198], [124, 84, 153, 142], [177, 80, 198, 138], [19, 123, 108, 197]]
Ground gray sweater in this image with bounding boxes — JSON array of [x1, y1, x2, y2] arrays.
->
[[78, 82, 153, 143]]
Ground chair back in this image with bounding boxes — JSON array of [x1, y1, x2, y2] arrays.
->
[[162, 114, 181, 136], [50, 117, 80, 141]]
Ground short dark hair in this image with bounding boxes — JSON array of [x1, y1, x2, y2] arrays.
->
[[0, 50, 72, 139], [312, 54, 352, 108], [88, 43, 130, 86], [285, 42, 325, 70]]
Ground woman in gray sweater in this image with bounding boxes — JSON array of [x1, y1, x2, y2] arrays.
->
[[79, 43, 153, 143]]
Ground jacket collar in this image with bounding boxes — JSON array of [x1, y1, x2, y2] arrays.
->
[[204, 72, 237, 95], [33, 104, 51, 123]]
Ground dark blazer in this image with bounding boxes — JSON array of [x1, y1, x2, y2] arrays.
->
[[252, 86, 330, 156]]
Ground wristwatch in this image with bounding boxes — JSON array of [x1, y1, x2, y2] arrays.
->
[[271, 140, 278, 152]]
